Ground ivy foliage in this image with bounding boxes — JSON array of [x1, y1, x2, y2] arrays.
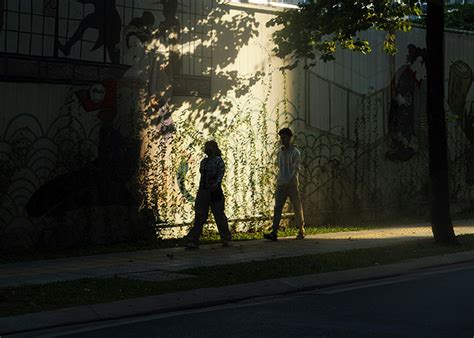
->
[[266, 0, 420, 70]]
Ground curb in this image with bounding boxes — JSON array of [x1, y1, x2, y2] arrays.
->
[[2, 250, 474, 336]]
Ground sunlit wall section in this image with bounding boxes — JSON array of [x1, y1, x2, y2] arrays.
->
[[136, 2, 308, 235]]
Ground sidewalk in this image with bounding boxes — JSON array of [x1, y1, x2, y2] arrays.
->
[[2, 220, 474, 288], [2, 220, 474, 335]]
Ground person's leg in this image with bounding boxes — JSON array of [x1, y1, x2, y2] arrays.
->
[[106, 21, 121, 64], [186, 190, 209, 245], [271, 184, 288, 234], [288, 179, 305, 237], [59, 15, 96, 55], [210, 194, 231, 244]]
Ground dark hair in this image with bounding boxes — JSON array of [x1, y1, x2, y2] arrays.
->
[[141, 11, 155, 27], [278, 127, 293, 138], [406, 44, 426, 65], [126, 30, 152, 49], [205, 140, 222, 157]]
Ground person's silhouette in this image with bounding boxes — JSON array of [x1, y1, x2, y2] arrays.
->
[[184, 141, 232, 248], [58, 0, 122, 64]]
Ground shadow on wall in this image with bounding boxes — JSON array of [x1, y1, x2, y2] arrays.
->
[[133, 4, 272, 236], [0, 1, 268, 251]]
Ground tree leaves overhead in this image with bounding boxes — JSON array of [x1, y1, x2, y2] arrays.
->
[[266, 0, 420, 70]]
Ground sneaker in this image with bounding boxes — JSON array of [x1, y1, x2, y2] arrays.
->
[[184, 241, 199, 249], [296, 231, 305, 240], [263, 232, 278, 241]]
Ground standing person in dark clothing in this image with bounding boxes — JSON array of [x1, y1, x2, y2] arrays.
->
[[264, 128, 306, 241], [184, 141, 232, 248]]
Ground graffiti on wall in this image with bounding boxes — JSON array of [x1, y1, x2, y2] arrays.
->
[[0, 90, 149, 251], [2, 2, 474, 253], [0, 0, 4, 32], [156, 0, 181, 74], [0, 0, 184, 250], [0, 0, 206, 77], [25, 81, 141, 219], [0, 1, 269, 251], [300, 37, 474, 222], [386, 44, 427, 162], [448, 60, 474, 185]]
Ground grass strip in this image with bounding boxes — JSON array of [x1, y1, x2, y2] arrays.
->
[[2, 234, 474, 317]]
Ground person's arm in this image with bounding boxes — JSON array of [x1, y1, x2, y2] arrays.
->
[[288, 149, 301, 182], [208, 157, 225, 191], [198, 159, 207, 190], [276, 149, 284, 185], [215, 157, 225, 184]]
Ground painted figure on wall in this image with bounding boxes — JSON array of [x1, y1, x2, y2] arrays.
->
[[25, 81, 140, 235], [145, 94, 175, 138], [123, 11, 161, 83], [448, 60, 474, 185], [155, 0, 181, 75], [58, 0, 122, 64], [126, 11, 156, 52], [122, 9, 173, 113], [386, 44, 427, 162], [122, 10, 172, 92], [0, 0, 4, 31]]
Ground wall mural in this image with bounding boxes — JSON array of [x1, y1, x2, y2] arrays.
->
[[57, 0, 122, 64], [0, 0, 4, 32], [0, 0, 189, 251], [0, 0, 270, 251], [386, 44, 427, 162], [448, 60, 474, 186], [297, 38, 474, 223], [1, 2, 474, 252], [25, 81, 140, 219], [156, 0, 181, 74]]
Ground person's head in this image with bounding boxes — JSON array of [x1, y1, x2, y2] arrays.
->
[[204, 140, 221, 157], [278, 128, 293, 148]]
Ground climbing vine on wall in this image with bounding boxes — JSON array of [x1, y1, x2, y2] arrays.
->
[[135, 62, 295, 238]]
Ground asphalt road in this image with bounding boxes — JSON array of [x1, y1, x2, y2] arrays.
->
[[35, 263, 474, 338]]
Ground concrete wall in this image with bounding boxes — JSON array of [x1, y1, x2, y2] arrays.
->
[[1, 0, 473, 251], [303, 26, 474, 224], [0, 0, 307, 250]]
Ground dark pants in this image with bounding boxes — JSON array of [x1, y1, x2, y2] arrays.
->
[[186, 189, 231, 244], [272, 178, 305, 233]]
